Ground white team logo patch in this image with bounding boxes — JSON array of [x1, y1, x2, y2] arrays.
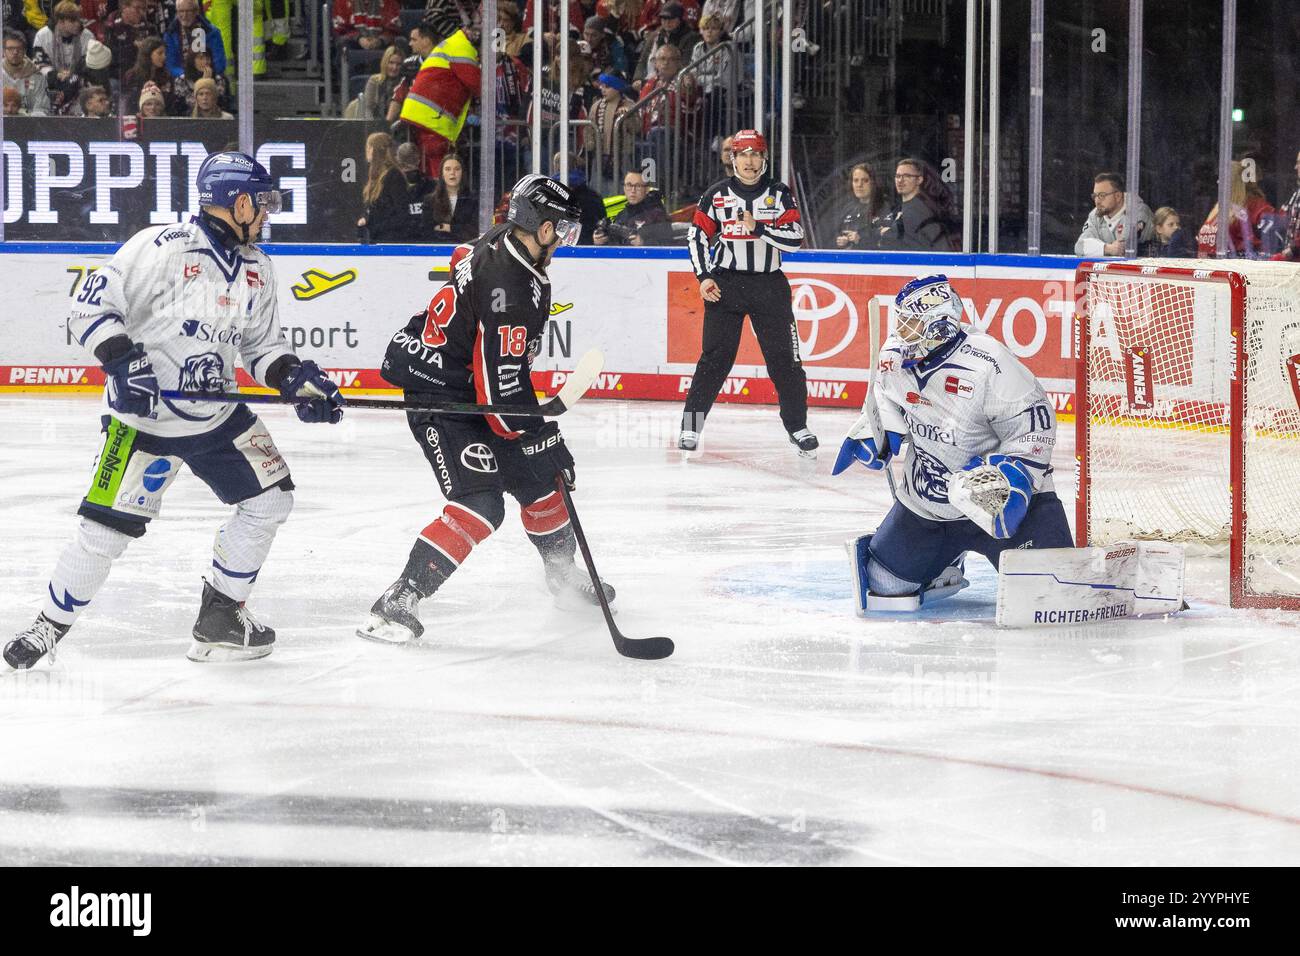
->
[[114, 453, 183, 518], [460, 444, 498, 473], [235, 423, 289, 488]]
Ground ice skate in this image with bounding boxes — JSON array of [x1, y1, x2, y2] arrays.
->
[[3, 615, 69, 671], [187, 579, 276, 662], [789, 428, 820, 459], [678, 429, 700, 452], [545, 561, 616, 611], [356, 578, 425, 645]]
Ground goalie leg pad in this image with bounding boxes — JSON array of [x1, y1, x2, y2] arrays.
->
[[846, 532, 969, 615]]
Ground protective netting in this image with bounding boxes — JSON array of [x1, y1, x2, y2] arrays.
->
[[1082, 258, 1300, 604]]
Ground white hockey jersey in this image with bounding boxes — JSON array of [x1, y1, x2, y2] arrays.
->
[[874, 330, 1057, 522], [67, 218, 294, 438]]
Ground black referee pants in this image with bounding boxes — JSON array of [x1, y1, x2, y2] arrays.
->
[[682, 270, 808, 434]]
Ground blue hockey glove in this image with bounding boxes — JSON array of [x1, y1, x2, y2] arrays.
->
[[279, 360, 345, 423], [948, 454, 1033, 539], [832, 431, 903, 476], [103, 343, 159, 418], [519, 421, 576, 489]]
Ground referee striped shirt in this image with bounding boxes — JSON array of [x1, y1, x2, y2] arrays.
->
[[687, 176, 805, 278]]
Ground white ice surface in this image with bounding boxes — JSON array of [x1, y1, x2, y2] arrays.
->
[[2, 395, 1299, 866]]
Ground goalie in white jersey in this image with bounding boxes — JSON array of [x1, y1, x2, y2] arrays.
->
[[4, 152, 345, 670], [832, 275, 1072, 612]]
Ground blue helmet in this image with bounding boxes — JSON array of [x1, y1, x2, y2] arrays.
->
[[894, 274, 964, 367], [196, 152, 282, 213]]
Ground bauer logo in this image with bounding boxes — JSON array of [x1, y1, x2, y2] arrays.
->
[[49, 886, 151, 936]]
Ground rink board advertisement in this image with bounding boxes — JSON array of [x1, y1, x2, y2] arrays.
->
[[0, 248, 1082, 413]]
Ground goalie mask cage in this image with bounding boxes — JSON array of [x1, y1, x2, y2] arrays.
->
[[1075, 259, 1300, 609]]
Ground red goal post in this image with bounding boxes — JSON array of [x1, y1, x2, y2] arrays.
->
[[1075, 259, 1300, 609]]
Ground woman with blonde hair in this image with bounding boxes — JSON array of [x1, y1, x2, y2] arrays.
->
[[356, 132, 407, 242], [361, 45, 403, 121], [1197, 160, 1275, 258]]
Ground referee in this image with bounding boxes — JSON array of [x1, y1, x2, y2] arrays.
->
[[679, 129, 818, 457]]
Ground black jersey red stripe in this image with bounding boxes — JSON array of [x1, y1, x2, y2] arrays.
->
[[381, 224, 550, 439]]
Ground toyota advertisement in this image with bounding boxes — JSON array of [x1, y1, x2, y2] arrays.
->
[[0, 250, 1081, 413]]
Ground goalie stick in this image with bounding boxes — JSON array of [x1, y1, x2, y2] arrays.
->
[[160, 349, 606, 419], [866, 296, 899, 500], [554, 477, 675, 661]]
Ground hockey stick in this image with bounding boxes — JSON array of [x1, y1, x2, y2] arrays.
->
[[159, 349, 606, 419], [555, 477, 675, 661], [866, 296, 899, 499]]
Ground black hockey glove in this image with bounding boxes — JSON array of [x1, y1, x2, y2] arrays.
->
[[278, 359, 345, 424], [519, 422, 576, 490], [103, 342, 159, 418]]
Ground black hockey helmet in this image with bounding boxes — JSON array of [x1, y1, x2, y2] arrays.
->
[[507, 174, 584, 247]]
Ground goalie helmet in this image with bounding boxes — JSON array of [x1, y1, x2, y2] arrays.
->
[[893, 274, 964, 367]]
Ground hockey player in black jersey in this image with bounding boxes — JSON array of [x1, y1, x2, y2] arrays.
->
[[680, 129, 818, 457], [358, 174, 615, 644]]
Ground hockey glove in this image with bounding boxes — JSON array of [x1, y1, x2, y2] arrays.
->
[[947, 454, 1033, 539], [832, 408, 904, 476], [103, 342, 160, 418], [279, 360, 345, 424], [519, 422, 576, 490]]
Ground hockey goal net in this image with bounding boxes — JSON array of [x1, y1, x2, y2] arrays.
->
[[1076, 258, 1300, 609]]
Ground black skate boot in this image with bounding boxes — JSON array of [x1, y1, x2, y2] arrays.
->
[[356, 578, 425, 645], [789, 428, 819, 459], [188, 580, 276, 662], [545, 561, 616, 611], [4, 615, 70, 670]]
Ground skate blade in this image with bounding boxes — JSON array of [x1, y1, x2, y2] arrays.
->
[[355, 616, 419, 645], [795, 447, 818, 460], [186, 640, 273, 663]]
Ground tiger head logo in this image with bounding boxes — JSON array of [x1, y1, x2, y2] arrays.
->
[[178, 352, 226, 393], [911, 447, 952, 504]]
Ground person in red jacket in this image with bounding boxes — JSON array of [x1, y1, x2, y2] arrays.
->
[[332, 0, 401, 51], [399, 23, 481, 178]]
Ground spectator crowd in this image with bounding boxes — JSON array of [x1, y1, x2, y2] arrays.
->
[[3, 0, 232, 117]]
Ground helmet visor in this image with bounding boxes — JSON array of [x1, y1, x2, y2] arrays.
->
[[553, 218, 582, 247], [253, 189, 283, 214]]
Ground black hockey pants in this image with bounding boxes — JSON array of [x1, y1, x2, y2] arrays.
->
[[681, 269, 809, 434]]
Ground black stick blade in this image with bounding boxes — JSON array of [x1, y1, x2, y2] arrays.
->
[[616, 635, 675, 660]]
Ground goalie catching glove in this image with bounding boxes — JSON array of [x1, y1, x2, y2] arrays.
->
[[947, 454, 1033, 539], [831, 408, 904, 475], [519, 421, 576, 489]]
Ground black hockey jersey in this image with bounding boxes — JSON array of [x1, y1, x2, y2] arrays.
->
[[382, 225, 551, 438]]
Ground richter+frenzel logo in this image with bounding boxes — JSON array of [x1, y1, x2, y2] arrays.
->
[[49, 886, 151, 936]]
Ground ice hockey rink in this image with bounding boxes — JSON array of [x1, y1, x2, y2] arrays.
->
[[2, 393, 1299, 866]]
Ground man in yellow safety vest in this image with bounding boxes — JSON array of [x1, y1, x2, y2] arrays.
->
[[398, 24, 480, 177]]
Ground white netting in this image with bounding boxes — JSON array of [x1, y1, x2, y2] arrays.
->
[[1083, 258, 1300, 604]]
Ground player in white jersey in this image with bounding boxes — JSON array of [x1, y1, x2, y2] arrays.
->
[[832, 275, 1072, 612], [3, 152, 346, 670]]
